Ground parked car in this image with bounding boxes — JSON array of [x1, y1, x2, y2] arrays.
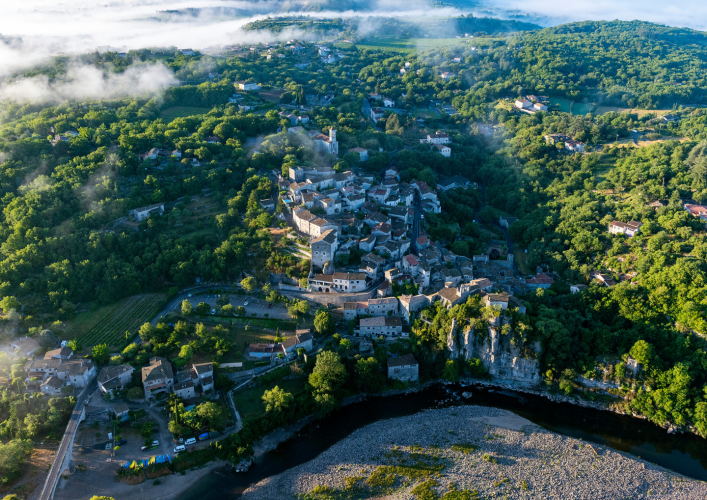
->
[[116, 439, 127, 446], [243, 301, 249, 306], [174, 445, 186, 453], [185, 437, 196, 445], [267, 304, 272, 309]]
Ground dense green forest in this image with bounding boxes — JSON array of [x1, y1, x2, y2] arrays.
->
[[1, 19, 707, 435]]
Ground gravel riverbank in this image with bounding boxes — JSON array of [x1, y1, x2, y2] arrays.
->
[[242, 406, 707, 499]]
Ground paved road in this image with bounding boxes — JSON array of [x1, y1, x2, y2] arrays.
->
[[410, 191, 422, 256], [38, 380, 97, 500], [150, 284, 233, 326]]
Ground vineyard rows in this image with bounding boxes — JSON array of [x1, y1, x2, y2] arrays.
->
[[78, 295, 166, 347]]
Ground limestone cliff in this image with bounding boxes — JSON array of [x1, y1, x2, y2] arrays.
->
[[448, 317, 541, 386]]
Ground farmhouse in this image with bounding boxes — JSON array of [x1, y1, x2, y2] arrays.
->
[[129, 203, 164, 222], [609, 220, 642, 237], [237, 81, 260, 91]]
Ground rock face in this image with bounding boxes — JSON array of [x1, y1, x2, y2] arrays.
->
[[447, 318, 459, 359], [448, 317, 541, 386]]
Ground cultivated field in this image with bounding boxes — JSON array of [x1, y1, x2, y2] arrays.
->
[[71, 294, 167, 347], [161, 106, 212, 121]]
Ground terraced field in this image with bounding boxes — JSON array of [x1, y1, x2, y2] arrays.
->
[[76, 294, 167, 347]]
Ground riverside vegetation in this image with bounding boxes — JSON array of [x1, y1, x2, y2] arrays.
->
[[1, 18, 707, 482]]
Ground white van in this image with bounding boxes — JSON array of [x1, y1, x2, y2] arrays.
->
[[185, 438, 196, 446], [174, 445, 185, 453]]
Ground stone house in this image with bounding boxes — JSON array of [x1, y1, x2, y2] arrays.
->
[[173, 379, 195, 399], [359, 235, 376, 252], [192, 362, 214, 392], [311, 229, 338, 268], [57, 360, 97, 388], [142, 357, 174, 398], [387, 353, 419, 382], [44, 347, 73, 360], [399, 294, 430, 323], [280, 330, 314, 359], [609, 220, 642, 237], [40, 376, 63, 396], [98, 364, 135, 396], [484, 292, 510, 309], [333, 272, 366, 292], [366, 297, 399, 317], [359, 317, 403, 337]]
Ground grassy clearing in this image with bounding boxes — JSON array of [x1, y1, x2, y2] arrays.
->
[[233, 378, 305, 417], [352, 37, 468, 53], [161, 106, 211, 121], [549, 97, 594, 116], [513, 250, 532, 276], [70, 294, 167, 347]]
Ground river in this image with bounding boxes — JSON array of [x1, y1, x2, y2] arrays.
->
[[177, 384, 707, 499]]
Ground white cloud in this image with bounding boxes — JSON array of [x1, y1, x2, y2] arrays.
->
[[0, 0, 463, 77], [0, 63, 178, 104], [494, 0, 707, 31]]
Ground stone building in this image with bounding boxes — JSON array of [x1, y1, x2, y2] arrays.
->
[[311, 229, 338, 268], [387, 353, 419, 382]]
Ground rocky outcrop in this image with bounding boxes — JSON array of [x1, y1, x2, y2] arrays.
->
[[449, 317, 541, 386], [447, 318, 459, 359]]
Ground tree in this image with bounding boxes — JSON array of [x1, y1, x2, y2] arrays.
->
[[296, 300, 310, 315], [0, 439, 33, 484], [196, 302, 210, 315], [262, 386, 294, 413], [138, 322, 156, 342], [314, 309, 334, 335], [216, 296, 229, 307], [355, 357, 382, 392], [174, 321, 189, 337], [67, 339, 82, 352], [181, 300, 193, 315], [195, 402, 227, 430], [127, 387, 144, 400], [309, 351, 348, 395], [92, 344, 110, 365], [215, 374, 234, 391], [0, 296, 20, 313], [195, 323, 208, 338], [179, 345, 194, 361], [629, 340, 654, 368], [38, 330, 57, 350], [241, 277, 256, 292], [442, 360, 460, 382], [339, 338, 353, 352]]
